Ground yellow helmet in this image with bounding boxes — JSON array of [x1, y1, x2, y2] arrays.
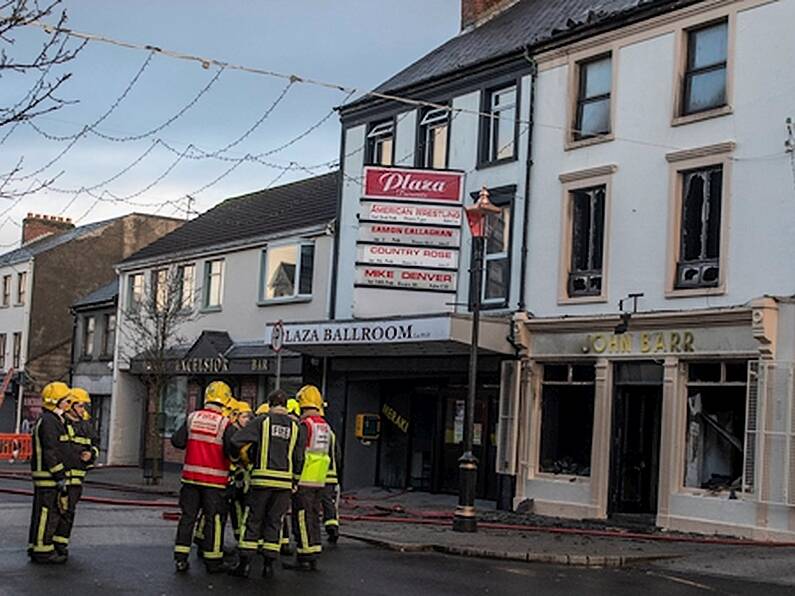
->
[[296, 385, 323, 411], [70, 388, 91, 420], [255, 403, 270, 416], [237, 401, 253, 414], [222, 399, 239, 419], [204, 381, 232, 408], [286, 398, 301, 417], [42, 382, 71, 412]]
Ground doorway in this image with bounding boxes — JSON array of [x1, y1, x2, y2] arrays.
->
[[609, 362, 663, 517]]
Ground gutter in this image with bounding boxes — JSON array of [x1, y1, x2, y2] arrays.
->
[[329, 130, 347, 321], [518, 48, 536, 312]]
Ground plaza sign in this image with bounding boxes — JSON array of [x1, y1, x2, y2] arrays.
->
[[264, 316, 452, 346], [363, 166, 463, 203]]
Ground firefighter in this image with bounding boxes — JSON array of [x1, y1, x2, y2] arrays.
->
[[28, 382, 71, 564], [280, 398, 302, 556], [321, 403, 342, 544], [228, 400, 253, 545], [52, 388, 97, 557], [287, 385, 332, 571], [171, 381, 236, 574], [229, 389, 304, 579]]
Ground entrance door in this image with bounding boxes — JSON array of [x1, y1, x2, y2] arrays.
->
[[609, 366, 663, 515]]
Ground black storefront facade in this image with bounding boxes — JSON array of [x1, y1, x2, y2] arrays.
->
[[266, 314, 516, 504]]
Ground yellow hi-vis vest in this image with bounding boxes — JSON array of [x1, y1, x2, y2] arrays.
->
[[298, 415, 331, 487]]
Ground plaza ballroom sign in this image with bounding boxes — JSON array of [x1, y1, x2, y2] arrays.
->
[[363, 166, 463, 203], [265, 317, 452, 346]]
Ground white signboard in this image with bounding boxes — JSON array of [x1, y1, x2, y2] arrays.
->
[[357, 244, 458, 269], [362, 201, 462, 226], [355, 265, 457, 292], [359, 222, 460, 248], [265, 316, 452, 345]]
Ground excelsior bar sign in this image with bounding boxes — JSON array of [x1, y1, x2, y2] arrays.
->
[[363, 166, 463, 203], [359, 222, 460, 248], [357, 244, 459, 269], [362, 201, 462, 226], [355, 265, 457, 292]]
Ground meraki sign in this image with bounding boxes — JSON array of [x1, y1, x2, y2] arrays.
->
[[584, 331, 696, 355]]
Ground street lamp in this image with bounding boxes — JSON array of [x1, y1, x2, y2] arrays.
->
[[453, 187, 501, 533]]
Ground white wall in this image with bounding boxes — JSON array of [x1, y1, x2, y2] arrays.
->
[[526, 0, 795, 317], [0, 259, 32, 369]]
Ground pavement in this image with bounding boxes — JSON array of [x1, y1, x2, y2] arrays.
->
[[4, 463, 795, 589]]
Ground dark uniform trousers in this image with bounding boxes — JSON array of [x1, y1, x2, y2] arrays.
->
[[239, 488, 291, 559], [321, 485, 339, 531], [28, 488, 63, 559], [174, 483, 228, 566], [292, 487, 323, 561], [53, 484, 83, 551]]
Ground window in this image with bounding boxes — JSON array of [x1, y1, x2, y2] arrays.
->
[[676, 165, 722, 289], [568, 185, 606, 297], [128, 273, 145, 310], [480, 190, 513, 305], [203, 259, 224, 309], [178, 264, 195, 310], [574, 54, 612, 140], [16, 272, 27, 305], [12, 332, 21, 368], [539, 364, 596, 476], [684, 361, 747, 491], [481, 84, 517, 164], [366, 120, 394, 166], [261, 243, 314, 301], [2, 275, 10, 307], [682, 20, 728, 115], [82, 316, 95, 358], [161, 377, 188, 438], [102, 313, 116, 357], [152, 268, 169, 313], [417, 108, 449, 169], [0, 334, 6, 369]]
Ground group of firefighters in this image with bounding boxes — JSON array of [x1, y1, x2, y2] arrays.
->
[[25, 378, 341, 580], [171, 380, 341, 578]]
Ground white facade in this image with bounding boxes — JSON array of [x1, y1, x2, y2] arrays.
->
[[0, 258, 32, 432]]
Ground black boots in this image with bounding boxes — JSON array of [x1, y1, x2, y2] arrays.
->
[[262, 559, 274, 579], [228, 556, 251, 578], [175, 560, 190, 573], [327, 526, 339, 544]]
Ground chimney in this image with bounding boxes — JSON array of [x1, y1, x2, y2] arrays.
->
[[21, 213, 75, 245], [461, 0, 517, 31]]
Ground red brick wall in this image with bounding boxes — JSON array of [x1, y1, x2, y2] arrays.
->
[[22, 214, 74, 245]]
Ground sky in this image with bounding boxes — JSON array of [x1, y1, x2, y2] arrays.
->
[[0, 0, 460, 248]]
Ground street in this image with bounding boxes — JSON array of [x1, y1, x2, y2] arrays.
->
[[0, 485, 792, 596]]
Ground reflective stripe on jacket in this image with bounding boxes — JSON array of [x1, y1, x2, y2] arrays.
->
[[30, 410, 67, 488], [325, 429, 340, 486], [182, 409, 231, 488], [249, 412, 300, 490], [299, 415, 331, 488]]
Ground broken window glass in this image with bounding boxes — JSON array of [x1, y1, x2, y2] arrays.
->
[[676, 166, 722, 289], [568, 185, 606, 297]]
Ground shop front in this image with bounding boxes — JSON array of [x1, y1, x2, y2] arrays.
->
[[513, 305, 795, 538], [267, 314, 516, 502]]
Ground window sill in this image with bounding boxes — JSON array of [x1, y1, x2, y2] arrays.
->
[[0, 304, 9, 309], [257, 296, 312, 307], [200, 306, 223, 314], [665, 286, 725, 299], [13, 302, 25, 308], [476, 154, 518, 171], [534, 472, 590, 484], [480, 300, 509, 311], [672, 104, 733, 127], [564, 133, 614, 152], [557, 294, 608, 306], [677, 487, 751, 500]]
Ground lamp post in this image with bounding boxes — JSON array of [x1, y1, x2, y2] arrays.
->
[[453, 187, 501, 533]]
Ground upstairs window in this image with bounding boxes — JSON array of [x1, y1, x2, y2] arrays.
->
[[682, 20, 728, 115], [417, 107, 449, 169], [0, 334, 6, 369], [676, 165, 722, 289], [568, 185, 606, 297], [102, 313, 116, 357], [178, 264, 196, 310], [16, 272, 27, 305], [480, 189, 514, 306], [2, 275, 10, 307], [481, 84, 517, 164], [152, 268, 169, 313], [128, 273, 145, 310], [82, 316, 95, 358], [12, 332, 21, 368], [261, 242, 315, 301], [203, 260, 224, 309], [366, 120, 394, 166], [574, 54, 612, 140]]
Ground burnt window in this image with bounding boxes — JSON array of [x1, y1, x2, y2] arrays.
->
[[539, 363, 595, 477], [676, 165, 722, 289], [366, 120, 394, 166], [568, 185, 606, 297], [417, 107, 449, 169], [574, 54, 612, 140], [682, 20, 728, 115], [481, 84, 517, 164], [684, 361, 748, 491]]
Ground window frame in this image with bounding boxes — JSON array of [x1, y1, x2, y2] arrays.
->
[[672, 15, 735, 126], [82, 315, 96, 359], [202, 259, 225, 311], [16, 271, 27, 306], [101, 313, 116, 359], [152, 268, 169, 313], [0, 334, 6, 370], [681, 20, 729, 116], [1, 275, 10, 307], [567, 51, 616, 149], [415, 106, 451, 170], [178, 263, 196, 312], [478, 80, 520, 168], [127, 272, 145, 311], [665, 147, 732, 298], [12, 332, 21, 368], [365, 119, 396, 166], [259, 240, 315, 304], [557, 166, 615, 305], [469, 186, 515, 310]]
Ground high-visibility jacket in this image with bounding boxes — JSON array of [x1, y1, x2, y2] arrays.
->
[[62, 418, 100, 486], [298, 415, 331, 488], [180, 408, 232, 488], [30, 410, 67, 488], [325, 429, 341, 487], [231, 407, 304, 490]]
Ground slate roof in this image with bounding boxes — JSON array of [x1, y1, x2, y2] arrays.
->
[[349, 0, 690, 106], [0, 218, 114, 267], [122, 171, 339, 265], [72, 279, 119, 310]]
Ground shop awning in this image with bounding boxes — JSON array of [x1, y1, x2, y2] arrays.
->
[[263, 314, 515, 358]]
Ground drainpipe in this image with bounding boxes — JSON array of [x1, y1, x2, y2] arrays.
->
[[328, 124, 347, 321], [68, 307, 77, 386], [517, 48, 537, 313]]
